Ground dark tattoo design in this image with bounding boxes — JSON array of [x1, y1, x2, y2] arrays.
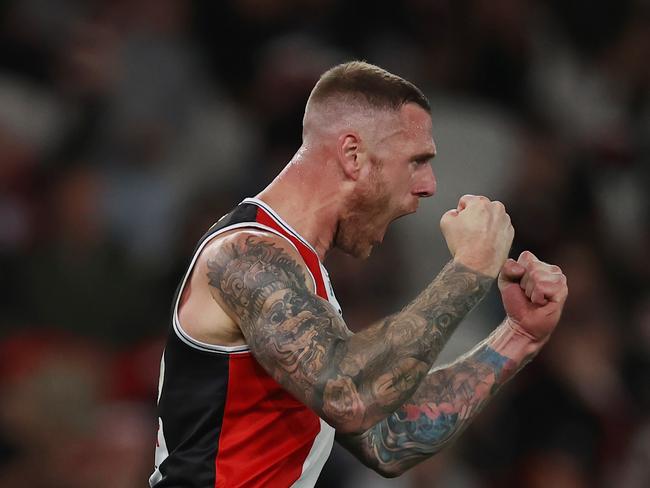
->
[[337, 334, 534, 477], [207, 235, 493, 433]]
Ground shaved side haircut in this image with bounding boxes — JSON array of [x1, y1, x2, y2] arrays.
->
[[307, 61, 430, 113]]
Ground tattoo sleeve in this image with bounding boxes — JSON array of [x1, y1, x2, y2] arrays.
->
[[336, 321, 540, 477], [206, 234, 493, 433]]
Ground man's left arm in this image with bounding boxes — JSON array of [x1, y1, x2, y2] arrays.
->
[[338, 251, 568, 477]]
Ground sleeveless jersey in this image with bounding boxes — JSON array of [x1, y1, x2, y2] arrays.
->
[[150, 197, 340, 488]]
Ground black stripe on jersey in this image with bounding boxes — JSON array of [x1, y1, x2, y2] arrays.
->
[[204, 203, 259, 241], [154, 202, 258, 487], [155, 331, 229, 487]]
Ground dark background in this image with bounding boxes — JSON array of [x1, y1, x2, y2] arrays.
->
[[0, 0, 648, 486]]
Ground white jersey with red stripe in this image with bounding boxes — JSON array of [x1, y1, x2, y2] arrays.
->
[[150, 198, 339, 488]]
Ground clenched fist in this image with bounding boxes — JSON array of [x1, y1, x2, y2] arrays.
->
[[499, 251, 568, 343], [440, 195, 514, 278]]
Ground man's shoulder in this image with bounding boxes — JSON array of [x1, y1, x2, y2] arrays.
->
[[201, 228, 303, 264], [199, 228, 314, 295]]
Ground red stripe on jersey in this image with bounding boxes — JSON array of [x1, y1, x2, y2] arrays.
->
[[212, 204, 329, 486], [255, 207, 328, 299], [214, 354, 321, 487]]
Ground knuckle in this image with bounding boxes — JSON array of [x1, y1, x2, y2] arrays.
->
[[538, 280, 555, 291], [440, 212, 454, 226], [548, 274, 562, 284], [533, 283, 546, 294]]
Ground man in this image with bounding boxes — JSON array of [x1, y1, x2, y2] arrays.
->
[[150, 61, 568, 487]]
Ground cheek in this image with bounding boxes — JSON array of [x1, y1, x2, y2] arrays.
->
[[387, 169, 411, 203]]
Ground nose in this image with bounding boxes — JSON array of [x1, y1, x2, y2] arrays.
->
[[412, 164, 436, 198]]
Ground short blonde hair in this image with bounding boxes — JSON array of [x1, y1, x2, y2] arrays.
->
[[307, 61, 430, 113]]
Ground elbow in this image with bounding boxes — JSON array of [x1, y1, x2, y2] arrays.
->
[[320, 379, 372, 434], [374, 465, 403, 478], [348, 450, 404, 478], [322, 405, 368, 435], [321, 402, 379, 435], [322, 401, 394, 435], [373, 448, 444, 478]]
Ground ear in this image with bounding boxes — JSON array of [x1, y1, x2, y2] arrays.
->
[[337, 133, 362, 180]]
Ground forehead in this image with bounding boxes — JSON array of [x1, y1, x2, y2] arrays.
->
[[377, 103, 435, 153], [399, 103, 434, 142]]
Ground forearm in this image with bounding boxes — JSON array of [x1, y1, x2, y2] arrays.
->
[[367, 259, 493, 364], [323, 260, 493, 432], [340, 320, 541, 476]]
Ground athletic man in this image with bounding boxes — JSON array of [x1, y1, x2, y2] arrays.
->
[[150, 61, 568, 487]]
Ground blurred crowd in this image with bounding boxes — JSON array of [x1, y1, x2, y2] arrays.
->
[[0, 0, 648, 487]]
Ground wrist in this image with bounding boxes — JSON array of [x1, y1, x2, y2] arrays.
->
[[503, 317, 552, 347], [489, 320, 544, 374], [452, 255, 500, 279]]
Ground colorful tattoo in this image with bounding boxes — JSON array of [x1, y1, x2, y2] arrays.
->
[[338, 329, 535, 477]]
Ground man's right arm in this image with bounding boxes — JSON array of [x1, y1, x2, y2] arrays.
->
[[336, 253, 568, 477], [205, 199, 508, 433]]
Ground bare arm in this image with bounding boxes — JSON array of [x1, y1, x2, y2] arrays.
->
[[206, 232, 493, 433], [336, 320, 539, 477]]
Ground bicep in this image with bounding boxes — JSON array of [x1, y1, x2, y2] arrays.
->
[[246, 283, 348, 405], [205, 232, 350, 412]]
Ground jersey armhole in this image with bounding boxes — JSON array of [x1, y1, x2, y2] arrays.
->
[[172, 222, 318, 355]]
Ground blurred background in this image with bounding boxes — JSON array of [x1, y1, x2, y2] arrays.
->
[[0, 0, 648, 486]]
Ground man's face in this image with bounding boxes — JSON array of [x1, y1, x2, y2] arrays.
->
[[336, 103, 437, 258]]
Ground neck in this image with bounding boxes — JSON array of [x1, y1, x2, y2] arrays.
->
[[256, 147, 343, 261]]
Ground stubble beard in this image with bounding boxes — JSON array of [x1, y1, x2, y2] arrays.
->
[[335, 162, 391, 259]]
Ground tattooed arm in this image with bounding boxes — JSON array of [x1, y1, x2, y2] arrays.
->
[[337, 252, 568, 477], [336, 320, 539, 477], [206, 231, 493, 434]]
